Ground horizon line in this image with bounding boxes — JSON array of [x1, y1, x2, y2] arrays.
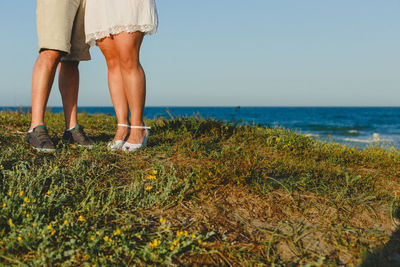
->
[[1, 105, 400, 108]]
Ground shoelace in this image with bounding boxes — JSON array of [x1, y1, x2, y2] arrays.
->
[[35, 130, 51, 145], [74, 126, 89, 141]]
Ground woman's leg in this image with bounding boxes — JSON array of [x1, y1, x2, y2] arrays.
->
[[98, 37, 130, 141], [113, 31, 146, 144]]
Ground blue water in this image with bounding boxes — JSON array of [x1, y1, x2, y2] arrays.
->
[[2, 106, 400, 148]]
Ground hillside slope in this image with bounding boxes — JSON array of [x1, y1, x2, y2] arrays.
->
[[0, 111, 399, 266]]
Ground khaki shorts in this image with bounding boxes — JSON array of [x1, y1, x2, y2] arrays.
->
[[36, 0, 91, 61]]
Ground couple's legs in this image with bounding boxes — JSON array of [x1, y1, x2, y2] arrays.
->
[[98, 32, 147, 144], [30, 50, 80, 131]]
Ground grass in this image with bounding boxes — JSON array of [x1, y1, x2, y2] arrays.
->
[[0, 111, 399, 266]]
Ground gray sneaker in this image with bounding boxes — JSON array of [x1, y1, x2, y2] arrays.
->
[[62, 125, 94, 148], [25, 125, 56, 152]]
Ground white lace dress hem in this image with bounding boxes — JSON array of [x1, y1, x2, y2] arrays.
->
[[86, 25, 157, 46]]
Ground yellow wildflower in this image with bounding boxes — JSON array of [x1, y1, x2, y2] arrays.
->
[[8, 219, 14, 227], [90, 235, 95, 241], [46, 191, 51, 196], [191, 233, 196, 239], [47, 224, 52, 230], [198, 239, 202, 245], [153, 170, 158, 175], [17, 236, 22, 242], [26, 213, 30, 218], [51, 230, 56, 236], [184, 231, 188, 237], [173, 239, 179, 246], [19, 191, 24, 197], [103, 236, 109, 242], [2, 203, 6, 208], [170, 245, 174, 251], [24, 197, 30, 203], [145, 185, 153, 191], [113, 229, 121, 236], [146, 175, 157, 180], [159, 218, 166, 224], [149, 239, 160, 249], [8, 191, 12, 196], [64, 220, 68, 225], [32, 200, 36, 203], [78, 215, 85, 222], [177, 230, 183, 237]]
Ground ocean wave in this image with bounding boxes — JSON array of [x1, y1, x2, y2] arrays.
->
[[341, 136, 392, 143], [296, 124, 370, 137], [304, 124, 370, 132], [305, 133, 320, 138]]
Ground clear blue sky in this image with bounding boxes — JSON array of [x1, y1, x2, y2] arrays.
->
[[0, 0, 399, 107]]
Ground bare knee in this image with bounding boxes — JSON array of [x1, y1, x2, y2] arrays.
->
[[105, 56, 121, 73], [37, 50, 63, 70], [119, 54, 140, 71]]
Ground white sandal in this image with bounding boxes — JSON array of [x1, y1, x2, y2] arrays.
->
[[122, 125, 151, 152], [108, 124, 130, 152]]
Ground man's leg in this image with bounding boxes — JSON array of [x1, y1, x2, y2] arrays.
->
[[58, 61, 79, 129], [59, 60, 93, 148], [30, 50, 62, 131]]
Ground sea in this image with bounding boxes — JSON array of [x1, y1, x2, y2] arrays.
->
[[1, 106, 400, 149]]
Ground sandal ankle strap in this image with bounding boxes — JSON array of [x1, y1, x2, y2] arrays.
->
[[130, 125, 151, 129], [118, 124, 130, 127]]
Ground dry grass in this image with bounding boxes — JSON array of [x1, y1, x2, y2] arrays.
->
[[0, 111, 399, 266]]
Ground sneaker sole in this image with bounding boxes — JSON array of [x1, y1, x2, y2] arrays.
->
[[31, 146, 56, 152]]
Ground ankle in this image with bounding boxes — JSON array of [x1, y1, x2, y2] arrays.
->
[[66, 125, 78, 131], [117, 123, 130, 128], [130, 120, 144, 127], [66, 122, 78, 130], [29, 123, 45, 132], [114, 127, 129, 141]]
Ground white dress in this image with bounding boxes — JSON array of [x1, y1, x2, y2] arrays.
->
[[85, 0, 158, 46]]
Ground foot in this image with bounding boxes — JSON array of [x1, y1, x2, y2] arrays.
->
[[25, 125, 56, 152], [122, 125, 150, 153], [108, 124, 130, 152], [126, 127, 146, 144], [114, 124, 130, 142], [62, 125, 94, 148]]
